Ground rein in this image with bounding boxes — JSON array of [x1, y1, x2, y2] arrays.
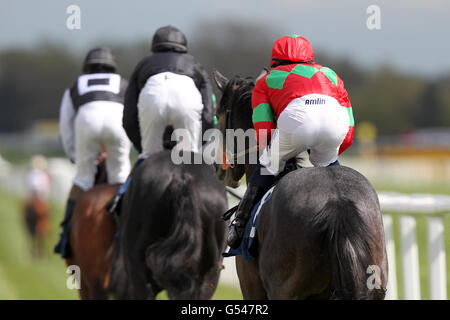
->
[[222, 103, 257, 168]]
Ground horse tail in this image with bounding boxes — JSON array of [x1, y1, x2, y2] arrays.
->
[[313, 198, 374, 299], [145, 172, 203, 299], [108, 241, 134, 299]]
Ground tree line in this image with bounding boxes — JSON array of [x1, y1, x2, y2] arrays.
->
[[0, 20, 449, 135]]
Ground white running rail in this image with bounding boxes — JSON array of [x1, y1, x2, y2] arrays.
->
[[225, 188, 449, 300], [379, 192, 449, 300]]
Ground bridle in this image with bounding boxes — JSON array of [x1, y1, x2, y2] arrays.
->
[[221, 100, 258, 169]]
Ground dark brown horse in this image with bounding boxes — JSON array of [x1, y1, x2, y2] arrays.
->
[[110, 150, 228, 300], [23, 196, 50, 259], [65, 158, 118, 300], [213, 71, 388, 299]]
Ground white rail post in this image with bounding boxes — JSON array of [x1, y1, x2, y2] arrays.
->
[[427, 217, 447, 300], [399, 215, 421, 300], [382, 214, 398, 300]]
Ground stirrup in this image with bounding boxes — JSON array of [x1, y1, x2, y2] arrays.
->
[[227, 221, 246, 249], [107, 195, 120, 214], [222, 205, 238, 221]]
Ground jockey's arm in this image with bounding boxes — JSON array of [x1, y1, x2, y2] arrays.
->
[[123, 65, 143, 153], [59, 89, 76, 163], [337, 77, 355, 155], [251, 77, 276, 150], [195, 62, 215, 133]]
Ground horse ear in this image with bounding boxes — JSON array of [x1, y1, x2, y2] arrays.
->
[[213, 69, 229, 92], [256, 68, 269, 81]]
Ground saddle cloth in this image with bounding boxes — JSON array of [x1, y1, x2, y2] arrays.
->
[[222, 186, 275, 261]]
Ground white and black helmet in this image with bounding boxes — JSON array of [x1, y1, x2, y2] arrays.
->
[[151, 25, 187, 53], [83, 47, 117, 72]]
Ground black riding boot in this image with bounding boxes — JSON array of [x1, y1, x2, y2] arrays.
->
[[227, 164, 275, 249], [227, 184, 261, 249], [54, 199, 76, 258], [108, 158, 144, 217], [328, 159, 340, 166]]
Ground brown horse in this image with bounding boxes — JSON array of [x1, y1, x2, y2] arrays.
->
[[213, 71, 388, 299], [23, 196, 50, 259], [65, 158, 119, 300]]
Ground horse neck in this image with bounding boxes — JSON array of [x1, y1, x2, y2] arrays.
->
[[244, 163, 258, 185], [236, 105, 258, 185], [229, 77, 257, 185]]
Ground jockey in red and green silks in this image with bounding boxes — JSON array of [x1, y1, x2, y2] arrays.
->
[[252, 35, 354, 165], [227, 34, 355, 249]]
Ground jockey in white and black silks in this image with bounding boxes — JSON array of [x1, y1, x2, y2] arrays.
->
[[227, 35, 355, 249], [54, 47, 131, 258], [123, 25, 215, 158], [26, 155, 52, 201], [108, 25, 216, 215]]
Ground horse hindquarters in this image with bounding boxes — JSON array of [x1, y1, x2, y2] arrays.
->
[[258, 195, 386, 300], [70, 185, 118, 300], [313, 198, 386, 300], [144, 172, 204, 300]]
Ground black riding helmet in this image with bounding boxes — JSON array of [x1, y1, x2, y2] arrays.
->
[[151, 25, 188, 53], [82, 47, 117, 73]]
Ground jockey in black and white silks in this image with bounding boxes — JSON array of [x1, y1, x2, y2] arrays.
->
[[123, 25, 215, 158], [55, 47, 131, 258]]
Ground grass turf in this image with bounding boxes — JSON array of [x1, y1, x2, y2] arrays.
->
[[0, 188, 242, 300], [0, 184, 448, 300]]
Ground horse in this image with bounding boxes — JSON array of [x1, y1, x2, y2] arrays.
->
[[23, 196, 50, 259], [110, 150, 228, 300], [65, 156, 118, 300], [212, 70, 388, 299]]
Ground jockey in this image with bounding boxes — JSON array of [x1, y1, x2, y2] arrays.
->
[[123, 25, 215, 158], [227, 35, 355, 249], [54, 47, 131, 258], [26, 155, 52, 201], [108, 25, 215, 214]]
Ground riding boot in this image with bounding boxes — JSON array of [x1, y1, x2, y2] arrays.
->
[[227, 164, 276, 249], [227, 184, 261, 249], [108, 157, 145, 217], [108, 177, 130, 215], [54, 185, 83, 258], [53, 199, 76, 258], [328, 159, 340, 166]]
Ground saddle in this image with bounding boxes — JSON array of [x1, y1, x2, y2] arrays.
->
[[223, 185, 275, 260], [222, 158, 301, 221]]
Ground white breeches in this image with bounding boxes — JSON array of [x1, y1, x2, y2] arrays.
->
[[137, 72, 203, 158], [259, 94, 349, 175], [73, 101, 131, 191], [27, 169, 51, 200]]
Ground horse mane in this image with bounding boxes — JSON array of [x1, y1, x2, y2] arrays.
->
[[218, 75, 255, 116]]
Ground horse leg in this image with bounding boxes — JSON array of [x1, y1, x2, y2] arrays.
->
[[76, 271, 109, 300], [125, 249, 152, 300], [79, 278, 91, 300], [197, 263, 222, 300], [235, 256, 268, 299], [90, 281, 109, 300], [36, 235, 44, 259], [367, 231, 389, 299], [146, 280, 162, 300], [258, 215, 330, 300]]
